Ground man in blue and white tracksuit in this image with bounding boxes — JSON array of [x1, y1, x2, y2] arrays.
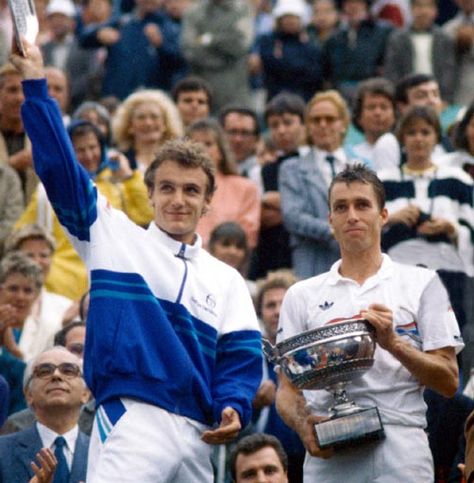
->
[[11, 42, 262, 482]]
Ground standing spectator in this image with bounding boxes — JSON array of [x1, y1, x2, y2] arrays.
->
[[444, 0, 474, 107], [254, 270, 305, 483], [253, 0, 324, 102], [79, 0, 164, 99], [181, 0, 254, 112], [113, 89, 183, 173], [0, 64, 35, 204], [323, 0, 393, 101], [279, 90, 361, 279], [0, 164, 24, 257], [307, 0, 341, 47], [220, 106, 260, 178], [172, 76, 212, 128], [250, 93, 306, 280], [384, 0, 456, 103], [0, 347, 90, 482], [187, 119, 261, 249], [352, 77, 396, 165]]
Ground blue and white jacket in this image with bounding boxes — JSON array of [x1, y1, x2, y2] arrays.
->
[[21, 79, 262, 428]]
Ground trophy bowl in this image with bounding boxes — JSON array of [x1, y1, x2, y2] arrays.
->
[[264, 319, 383, 449], [264, 318, 376, 392]]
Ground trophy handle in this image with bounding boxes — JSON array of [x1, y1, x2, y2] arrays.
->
[[262, 338, 278, 364]]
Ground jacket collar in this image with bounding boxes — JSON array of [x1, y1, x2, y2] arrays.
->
[[147, 222, 202, 260]]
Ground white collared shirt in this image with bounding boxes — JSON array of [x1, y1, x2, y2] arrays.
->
[[36, 422, 78, 470], [312, 146, 350, 188]]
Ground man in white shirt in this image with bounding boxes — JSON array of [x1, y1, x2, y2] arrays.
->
[[0, 346, 90, 482], [275, 164, 462, 482]]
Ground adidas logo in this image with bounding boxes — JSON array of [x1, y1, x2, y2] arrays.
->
[[318, 301, 334, 311]]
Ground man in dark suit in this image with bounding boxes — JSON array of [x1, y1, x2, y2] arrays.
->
[[0, 346, 90, 482]]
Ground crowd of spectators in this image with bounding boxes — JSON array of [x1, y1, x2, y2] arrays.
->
[[1, 0, 474, 481]]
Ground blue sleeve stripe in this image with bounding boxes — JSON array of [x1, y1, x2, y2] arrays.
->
[[90, 289, 159, 304], [174, 326, 216, 358], [218, 345, 263, 357], [174, 313, 217, 344], [93, 278, 150, 289]]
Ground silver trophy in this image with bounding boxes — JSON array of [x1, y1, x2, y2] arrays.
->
[[264, 319, 384, 449]]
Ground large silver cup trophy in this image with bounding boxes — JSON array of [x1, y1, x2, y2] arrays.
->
[[264, 319, 384, 449]]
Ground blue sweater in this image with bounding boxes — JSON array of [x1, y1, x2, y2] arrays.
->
[[21, 79, 262, 427]]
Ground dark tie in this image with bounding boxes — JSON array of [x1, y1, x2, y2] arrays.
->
[[326, 154, 336, 178], [53, 436, 70, 483]]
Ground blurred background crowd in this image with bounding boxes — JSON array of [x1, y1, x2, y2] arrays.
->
[[1, 0, 474, 481]]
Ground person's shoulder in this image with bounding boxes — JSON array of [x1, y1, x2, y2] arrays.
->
[[286, 271, 331, 297], [437, 164, 474, 185], [377, 166, 400, 180], [0, 424, 36, 446], [392, 260, 438, 285]]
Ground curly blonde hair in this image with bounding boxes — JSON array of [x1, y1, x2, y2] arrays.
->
[[112, 89, 184, 151]]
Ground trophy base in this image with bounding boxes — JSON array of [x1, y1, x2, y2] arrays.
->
[[315, 406, 384, 450]]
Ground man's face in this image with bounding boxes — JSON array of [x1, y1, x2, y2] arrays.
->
[[411, 0, 437, 30], [46, 69, 69, 113], [235, 446, 288, 483], [261, 287, 286, 343], [25, 348, 89, 412], [313, 0, 339, 31], [0, 73, 24, 125], [73, 132, 102, 173], [19, 238, 53, 278], [176, 90, 210, 126], [47, 12, 75, 39], [307, 100, 345, 152], [278, 14, 302, 35], [404, 81, 442, 114], [65, 326, 86, 359], [149, 160, 211, 244], [267, 113, 303, 154], [164, 0, 190, 18], [358, 94, 395, 142], [343, 0, 368, 22], [329, 181, 387, 255], [0, 273, 39, 324], [223, 112, 258, 162]]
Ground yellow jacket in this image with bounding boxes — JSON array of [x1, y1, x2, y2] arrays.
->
[[15, 169, 153, 300]]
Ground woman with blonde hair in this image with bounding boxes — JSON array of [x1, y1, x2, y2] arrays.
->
[[113, 89, 184, 173], [186, 118, 260, 249]]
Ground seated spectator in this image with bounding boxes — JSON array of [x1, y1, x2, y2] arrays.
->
[[4, 225, 74, 360], [442, 102, 474, 179], [187, 119, 261, 249], [379, 106, 474, 330], [250, 93, 306, 280], [208, 222, 255, 296], [307, 0, 340, 47], [1, 320, 93, 436], [220, 106, 260, 178], [0, 347, 90, 482], [252, 0, 324, 102], [172, 76, 212, 127], [72, 101, 112, 144], [373, 73, 453, 170], [384, 0, 456, 103], [322, 0, 393, 102], [351, 77, 396, 166], [0, 163, 24, 257], [253, 270, 304, 482], [15, 120, 153, 301], [279, 90, 361, 279], [112, 89, 183, 173], [229, 433, 289, 483]]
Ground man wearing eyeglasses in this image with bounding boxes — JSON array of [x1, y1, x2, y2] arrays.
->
[[0, 346, 90, 482]]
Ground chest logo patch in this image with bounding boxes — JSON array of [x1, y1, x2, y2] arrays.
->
[[318, 301, 334, 311]]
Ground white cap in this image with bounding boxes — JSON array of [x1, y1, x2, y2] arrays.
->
[[273, 0, 307, 20], [46, 0, 77, 17]]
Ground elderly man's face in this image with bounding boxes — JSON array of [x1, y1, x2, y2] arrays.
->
[[25, 348, 89, 412]]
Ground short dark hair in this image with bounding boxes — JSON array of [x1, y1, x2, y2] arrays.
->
[[219, 105, 260, 136], [328, 164, 386, 211], [171, 76, 213, 108], [264, 92, 306, 124], [54, 321, 86, 347], [396, 105, 441, 145], [395, 73, 437, 105], [144, 139, 216, 198], [454, 102, 474, 152], [352, 77, 395, 132], [229, 433, 288, 482], [209, 222, 248, 253]]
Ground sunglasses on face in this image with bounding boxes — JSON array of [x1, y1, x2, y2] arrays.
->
[[31, 362, 82, 380]]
